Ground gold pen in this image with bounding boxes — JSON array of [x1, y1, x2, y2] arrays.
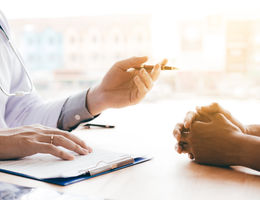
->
[[135, 65, 178, 70]]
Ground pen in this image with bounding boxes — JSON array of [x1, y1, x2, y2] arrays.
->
[[135, 65, 178, 70], [84, 123, 115, 129]]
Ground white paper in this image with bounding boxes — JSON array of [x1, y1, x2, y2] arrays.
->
[[0, 148, 131, 179]]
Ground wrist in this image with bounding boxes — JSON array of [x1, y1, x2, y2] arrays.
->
[[237, 134, 260, 169], [0, 135, 10, 159], [226, 133, 247, 166], [86, 86, 108, 116]]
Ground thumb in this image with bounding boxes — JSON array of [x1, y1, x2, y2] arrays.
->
[[213, 113, 226, 122], [197, 102, 222, 114], [115, 56, 148, 71], [191, 120, 209, 131]]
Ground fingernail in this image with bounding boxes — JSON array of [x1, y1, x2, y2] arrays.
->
[[173, 130, 176, 137], [67, 154, 75, 160], [175, 144, 178, 151], [82, 148, 89, 154], [175, 145, 182, 154], [196, 107, 203, 113]]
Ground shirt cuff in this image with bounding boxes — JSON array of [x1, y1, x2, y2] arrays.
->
[[57, 90, 99, 131]]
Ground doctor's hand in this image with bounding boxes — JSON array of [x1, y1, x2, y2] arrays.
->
[[86, 56, 167, 115], [0, 124, 92, 160]]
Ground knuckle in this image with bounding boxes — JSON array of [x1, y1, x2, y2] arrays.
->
[[56, 135, 64, 141], [173, 128, 178, 134], [44, 143, 51, 148], [47, 144, 56, 151], [19, 137, 31, 145], [75, 144, 81, 151], [173, 130, 178, 138], [211, 102, 219, 108], [174, 123, 183, 131], [215, 113, 225, 121], [215, 112, 223, 118], [61, 131, 70, 138], [186, 111, 193, 117]]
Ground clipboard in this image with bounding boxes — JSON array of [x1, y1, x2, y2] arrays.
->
[[0, 156, 151, 186]]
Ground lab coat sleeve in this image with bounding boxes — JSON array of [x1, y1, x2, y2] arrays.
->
[[5, 92, 66, 128], [57, 90, 98, 131], [5, 90, 97, 129]]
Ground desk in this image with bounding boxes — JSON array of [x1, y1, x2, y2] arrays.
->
[[1, 99, 260, 200]]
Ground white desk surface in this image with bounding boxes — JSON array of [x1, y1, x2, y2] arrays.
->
[[1, 99, 260, 200]]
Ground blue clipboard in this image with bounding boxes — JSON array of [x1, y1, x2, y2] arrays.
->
[[0, 157, 151, 186]]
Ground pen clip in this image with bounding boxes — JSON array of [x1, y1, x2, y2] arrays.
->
[[87, 157, 134, 176]]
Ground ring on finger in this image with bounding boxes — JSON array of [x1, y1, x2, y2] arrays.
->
[[50, 134, 54, 145]]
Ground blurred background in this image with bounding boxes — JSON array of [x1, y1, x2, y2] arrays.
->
[[2, 0, 260, 102]]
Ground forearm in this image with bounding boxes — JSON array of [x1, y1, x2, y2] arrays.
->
[[245, 125, 260, 137], [238, 134, 260, 171]]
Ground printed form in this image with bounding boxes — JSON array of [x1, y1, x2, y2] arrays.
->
[[0, 148, 133, 179]]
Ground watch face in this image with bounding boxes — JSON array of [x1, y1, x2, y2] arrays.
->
[[0, 181, 104, 200]]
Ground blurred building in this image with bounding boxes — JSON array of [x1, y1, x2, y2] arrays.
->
[[173, 15, 260, 98], [178, 15, 226, 71], [226, 20, 251, 73]]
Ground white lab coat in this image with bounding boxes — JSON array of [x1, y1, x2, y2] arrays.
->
[[0, 11, 66, 128]]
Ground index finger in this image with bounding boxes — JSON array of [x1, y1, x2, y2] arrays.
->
[[34, 142, 75, 160], [150, 64, 161, 81], [150, 58, 167, 81], [43, 129, 91, 152], [197, 102, 222, 114], [184, 111, 198, 129], [116, 56, 148, 71], [173, 123, 184, 141], [160, 58, 168, 67]]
